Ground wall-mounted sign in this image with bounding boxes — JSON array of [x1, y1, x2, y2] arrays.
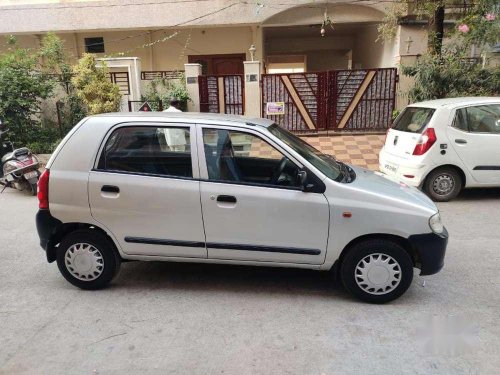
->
[[266, 102, 285, 115], [186, 77, 198, 84], [246, 74, 258, 82]]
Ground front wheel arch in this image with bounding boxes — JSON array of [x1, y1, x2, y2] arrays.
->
[[334, 234, 418, 276]]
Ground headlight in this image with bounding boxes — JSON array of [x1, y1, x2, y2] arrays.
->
[[429, 213, 444, 234]]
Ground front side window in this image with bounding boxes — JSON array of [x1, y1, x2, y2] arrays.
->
[[100, 126, 192, 177], [202, 129, 301, 188], [268, 125, 343, 181], [455, 105, 500, 134], [393, 107, 435, 133]]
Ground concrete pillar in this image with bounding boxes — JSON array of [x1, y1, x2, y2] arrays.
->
[[243, 61, 261, 118], [184, 63, 202, 112]]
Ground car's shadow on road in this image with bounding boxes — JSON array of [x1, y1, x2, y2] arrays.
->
[[454, 187, 500, 201], [112, 261, 355, 300]]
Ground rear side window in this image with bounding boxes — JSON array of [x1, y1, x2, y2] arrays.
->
[[393, 107, 435, 133], [454, 105, 500, 134], [99, 126, 192, 178]]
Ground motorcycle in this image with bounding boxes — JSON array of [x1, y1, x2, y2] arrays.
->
[[0, 121, 40, 196]]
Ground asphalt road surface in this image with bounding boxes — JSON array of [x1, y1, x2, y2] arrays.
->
[[0, 187, 499, 374]]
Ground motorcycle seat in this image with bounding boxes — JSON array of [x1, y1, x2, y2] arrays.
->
[[1, 148, 30, 163]]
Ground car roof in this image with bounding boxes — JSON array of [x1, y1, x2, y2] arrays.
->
[[91, 112, 274, 128], [408, 97, 500, 109]]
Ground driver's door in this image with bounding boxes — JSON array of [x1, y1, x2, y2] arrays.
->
[[197, 125, 330, 265]]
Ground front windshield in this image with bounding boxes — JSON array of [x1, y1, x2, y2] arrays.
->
[[268, 124, 343, 181]]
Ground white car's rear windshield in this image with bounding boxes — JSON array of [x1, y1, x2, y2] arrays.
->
[[393, 107, 435, 133]]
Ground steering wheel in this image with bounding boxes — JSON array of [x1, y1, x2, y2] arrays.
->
[[270, 157, 288, 185]]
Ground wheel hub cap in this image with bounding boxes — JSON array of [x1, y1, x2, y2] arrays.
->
[[355, 253, 402, 295], [65, 243, 104, 281], [433, 174, 454, 195]]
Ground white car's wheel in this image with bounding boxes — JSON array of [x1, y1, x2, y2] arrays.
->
[[424, 167, 463, 202]]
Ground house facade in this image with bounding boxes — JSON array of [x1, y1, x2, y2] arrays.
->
[[0, 0, 432, 131]]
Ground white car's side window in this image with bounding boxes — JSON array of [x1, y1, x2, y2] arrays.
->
[[99, 126, 193, 178], [454, 105, 500, 134], [201, 128, 302, 188]]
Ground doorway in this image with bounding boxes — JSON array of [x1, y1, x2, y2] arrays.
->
[[188, 53, 246, 75]]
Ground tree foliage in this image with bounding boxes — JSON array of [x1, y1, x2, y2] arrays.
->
[[141, 74, 191, 111], [72, 54, 122, 115], [380, 0, 499, 102], [0, 37, 54, 145]]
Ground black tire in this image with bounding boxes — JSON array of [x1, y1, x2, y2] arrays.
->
[[424, 167, 463, 202], [56, 229, 121, 290], [340, 240, 414, 304]]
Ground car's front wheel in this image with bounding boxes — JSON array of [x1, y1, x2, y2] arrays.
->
[[340, 239, 414, 303], [56, 229, 121, 290]]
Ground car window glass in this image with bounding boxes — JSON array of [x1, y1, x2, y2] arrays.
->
[[101, 126, 192, 177], [464, 105, 500, 134], [452, 109, 468, 131], [392, 107, 435, 133], [202, 128, 301, 188]]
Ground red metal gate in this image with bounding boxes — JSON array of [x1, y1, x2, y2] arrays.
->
[[262, 68, 397, 133], [199, 75, 244, 115]]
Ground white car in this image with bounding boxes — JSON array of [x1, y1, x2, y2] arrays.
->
[[36, 113, 448, 303], [380, 97, 500, 201]]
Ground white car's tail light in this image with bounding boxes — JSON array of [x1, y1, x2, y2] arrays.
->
[[413, 128, 437, 155]]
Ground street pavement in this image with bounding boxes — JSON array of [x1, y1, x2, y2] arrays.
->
[[0, 187, 499, 374]]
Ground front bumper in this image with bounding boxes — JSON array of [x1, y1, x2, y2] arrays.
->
[[36, 209, 62, 262], [408, 227, 448, 276]]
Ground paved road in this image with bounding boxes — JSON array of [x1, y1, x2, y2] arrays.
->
[[0, 187, 499, 374]]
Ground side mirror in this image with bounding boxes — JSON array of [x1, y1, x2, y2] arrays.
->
[[298, 170, 314, 192]]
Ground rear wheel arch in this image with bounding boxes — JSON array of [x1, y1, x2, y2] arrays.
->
[[47, 222, 121, 263], [424, 164, 466, 187]]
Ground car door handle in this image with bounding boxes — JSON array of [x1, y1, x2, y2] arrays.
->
[[455, 139, 467, 144], [217, 195, 237, 203], [101, 185, 120, 193]]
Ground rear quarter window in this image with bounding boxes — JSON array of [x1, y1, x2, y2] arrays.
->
[[393, 107, 435, 133]]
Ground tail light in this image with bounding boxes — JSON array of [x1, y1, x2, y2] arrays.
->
[[413, 128, 437, 155], [38, 169, 50, 209]]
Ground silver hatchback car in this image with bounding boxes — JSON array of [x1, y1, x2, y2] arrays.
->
[[36, 113, 448, 303]]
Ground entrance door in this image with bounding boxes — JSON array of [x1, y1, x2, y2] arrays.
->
[[89, 124, 207, 258], [197, 125, 330, 265], [447, 104, 500, 184], [188, 54, 245, 75]]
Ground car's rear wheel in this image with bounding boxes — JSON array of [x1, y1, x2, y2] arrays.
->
[[424, 167, 462, 202], [340, 239, 414, 304], [56, 229, 121, 290]]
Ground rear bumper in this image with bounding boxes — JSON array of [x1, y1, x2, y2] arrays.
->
[[36, 209, 62, 261], [408, 228, 448, 276], [379, 148, 429, 187]]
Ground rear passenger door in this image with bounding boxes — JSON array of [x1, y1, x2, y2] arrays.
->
[[448, 104, 500, 184], [88, 123, 207, 258]]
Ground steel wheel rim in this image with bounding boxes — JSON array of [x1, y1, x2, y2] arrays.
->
[[432, 174, 454, 196], [355, 253, 402, 295], [65, 243, 104, 281]]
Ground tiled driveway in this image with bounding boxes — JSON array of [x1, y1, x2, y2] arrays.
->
[[302, 134, 385, 171]]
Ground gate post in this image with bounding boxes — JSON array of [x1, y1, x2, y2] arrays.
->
[[243, 61, 261, 117], [184, 63, 202, 112]]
